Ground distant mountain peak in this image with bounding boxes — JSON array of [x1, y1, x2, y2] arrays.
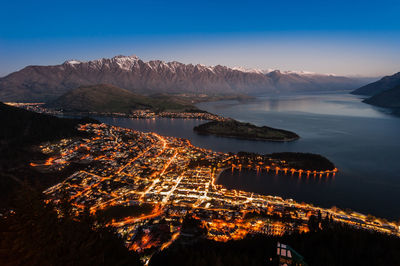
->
[[109, 55, 140, 70]]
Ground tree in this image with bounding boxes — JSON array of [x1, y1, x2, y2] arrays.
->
[[308, 215, 319, 233]]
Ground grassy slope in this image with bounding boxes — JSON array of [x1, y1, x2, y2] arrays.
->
[[48, 84, 200, 113]]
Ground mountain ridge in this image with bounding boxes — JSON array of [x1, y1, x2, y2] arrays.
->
[[0, 55, 366, 102]]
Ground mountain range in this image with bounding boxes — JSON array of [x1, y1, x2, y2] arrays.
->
[[0, 55, 368, 102]]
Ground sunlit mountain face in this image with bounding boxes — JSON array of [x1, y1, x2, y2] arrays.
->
[[0, 55, 366, 102]]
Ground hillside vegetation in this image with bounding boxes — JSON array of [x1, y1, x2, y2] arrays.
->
[[48, 84, 200, 113]]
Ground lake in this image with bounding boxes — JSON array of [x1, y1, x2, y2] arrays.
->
[[97, 92, 400, 220]]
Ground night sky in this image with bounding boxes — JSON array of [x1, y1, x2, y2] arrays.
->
[[1, 0, 400, 76]]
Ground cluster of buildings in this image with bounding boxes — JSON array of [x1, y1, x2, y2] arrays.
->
[[5, 102, 62, 115], [33, 123, 399, 256], [5, 102, 226, 121]]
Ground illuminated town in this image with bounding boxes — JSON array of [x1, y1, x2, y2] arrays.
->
[[5, 102, 227, 121], [31, 123, 400, 258]]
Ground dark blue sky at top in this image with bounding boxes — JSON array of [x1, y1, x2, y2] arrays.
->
[[1, 0, 400, 76]]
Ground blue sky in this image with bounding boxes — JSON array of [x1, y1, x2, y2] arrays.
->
[[1, 0, 400, 77]]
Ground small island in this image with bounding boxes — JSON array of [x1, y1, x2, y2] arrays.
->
[[193, 120, 299, 142]]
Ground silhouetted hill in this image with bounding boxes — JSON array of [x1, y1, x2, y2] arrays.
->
[[0, 104, 141, 265], [352, 72, 400, 96], [48, 84, 200, 113], [0, 187, 141, 265], [363, 85, 400, 108], [0, 102, 97, 209], [0, 101, 96, 146]]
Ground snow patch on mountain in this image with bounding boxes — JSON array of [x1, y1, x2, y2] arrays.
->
[[65, 60, 82, 65]]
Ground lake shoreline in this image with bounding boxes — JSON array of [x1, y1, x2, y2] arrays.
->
[[95, 92, 400, 220]]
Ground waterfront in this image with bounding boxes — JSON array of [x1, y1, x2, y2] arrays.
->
[[34, 123, 399, 255], [98, 92, 400, 219]]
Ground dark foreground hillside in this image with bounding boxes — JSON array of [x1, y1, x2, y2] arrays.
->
[[150, 225, 400, 266], [0, 102, 96, 209], [0, 102, 95, 145], [0, 188, 141, 266], [0, 103, 141, 265]]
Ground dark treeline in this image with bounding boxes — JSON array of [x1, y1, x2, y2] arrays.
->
[[0, 188, 141, 265], [269, 152, 335, 171], [150, 223, 400, 266]]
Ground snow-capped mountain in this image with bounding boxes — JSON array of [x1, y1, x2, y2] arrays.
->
[[0, 55, 365, 102]]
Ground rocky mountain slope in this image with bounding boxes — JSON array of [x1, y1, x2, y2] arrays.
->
[[0, 55, 364, 102]]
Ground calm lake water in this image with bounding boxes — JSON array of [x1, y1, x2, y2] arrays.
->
[[97, 92, 400, 220]]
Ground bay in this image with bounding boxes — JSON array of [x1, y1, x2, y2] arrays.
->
[[97, 92, 400, 220]]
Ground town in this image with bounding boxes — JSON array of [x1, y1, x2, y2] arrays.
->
[[31, 123, 400, 259], [5, 102, 227, 121]]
